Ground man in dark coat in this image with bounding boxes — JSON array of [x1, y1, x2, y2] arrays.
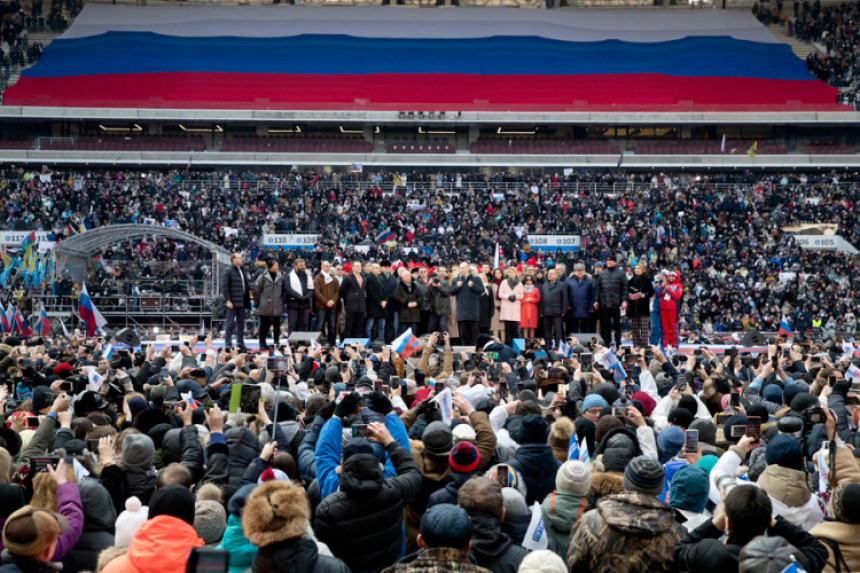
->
[[283, 258, 314, 335], [540, 269, 569, 350], [339, 259, 367, 338], [366, 262, 389, 341], [458, 476, 528, 573], [449, 263, 486, 346], [394, 268, 423, 336], [221, 252, 251, 350], [594, 254, 629, 348], [313, 422, 422, 573], [566, 263, 595, 334], [507, 414, 562, 505]]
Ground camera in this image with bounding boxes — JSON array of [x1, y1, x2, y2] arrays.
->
[[715, 473, 740, 497]]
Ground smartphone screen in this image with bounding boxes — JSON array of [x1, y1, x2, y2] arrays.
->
[[374, 380, 383, 392], [730, 393, 740, 409], [685, 429, 699, 454], [611, 406, 626, 419], [389, 376, 400, 387], [580, 352, 593, 373], [352, 424, 369, 438], [746, 416, 761, 440], [499, 380, 508, 400]]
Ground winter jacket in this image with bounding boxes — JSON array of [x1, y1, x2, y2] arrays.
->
[[101, 463, 157, 515], [656, 282, 683, 312], [366, 273, 388, 320], [478, 286, 494, 331], [466, 512, 528, 573], [340, 273, 367, 314], [426, 471, 476, 508], [567, 492, 685, 573], [539, 280, 568, 317], [507, 443, 562, 505], [313, 273, 340, 310], [382, 547, 489, 573], [284, 269, 314, 309], [498, 280, 523, 322], [222, 426, 263, 501], [253, 271, 284, 317], [219, 514, 257, 573], [159, 425, 205, 484], [61, 479, 116, 573], [675, 515, 828, 573], [541, 489, 588, 559], [101, 515, 204, 573], [251, 537, 350, 573], [313, 441, 422, 573], [50, 482, 85, 562], [711, 446, 824, 532], [0, 553, 63, 573], [566, 276, 595, 319], [427, 282, 451, 317], [394, 280, 422, 324], [594, 266, 629, 309], [627, 274, 654, 317], [222, 265, 251, 309], [449, 278, 485, 322], [810, 444, 860, 572]]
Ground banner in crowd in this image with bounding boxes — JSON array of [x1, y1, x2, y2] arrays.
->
[[527, 235, 581, 252], [792, 235, 859, 255], [0, 231, 51, 247], [261, 234, 320, 250]]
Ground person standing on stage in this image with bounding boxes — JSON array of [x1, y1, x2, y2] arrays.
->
[[222, 251, 251, 351]]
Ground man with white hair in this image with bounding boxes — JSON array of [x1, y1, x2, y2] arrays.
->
[[449, 262, 485, 346]]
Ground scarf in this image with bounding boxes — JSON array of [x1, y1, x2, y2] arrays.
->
[[506, 276, 520, 289], [321, 270, 334, 284], [290, 269, 313, 294]]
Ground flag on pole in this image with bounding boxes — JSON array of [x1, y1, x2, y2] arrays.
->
[[0, 306, 9, 334], [60, 319, 69, 339], [567, 435, 580, 461], [392, 328, 422, 359], [846, 364, 860, 384], [526, 360, 534, 379], [720, 134, 726, 154], [66, 223, 79, 237], [433, 388, 454, 426], [34, 306, 51, 336], [186, 150, 193, 172], [597, 349, 627, 383], [87, 369, 105, 392], [19, 231, 35, 258], [579, 436, 590, 464], [79, 283, 108, 338], [493, 242, 500, 270], [778, 319, 793, 337], [102, 344, 115, 360], [521, 502, 549, 550], [558, 340, 572, 358], [747, 141, 758, 158]]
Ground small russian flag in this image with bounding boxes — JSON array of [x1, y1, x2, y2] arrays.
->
[[392, 328, 421, 359], [778, 320, 793, 337], [375, 228, 394, 246]]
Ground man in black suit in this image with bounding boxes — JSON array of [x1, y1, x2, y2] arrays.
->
[[339, 258, 367, 338], [222, 252, 251, 350]]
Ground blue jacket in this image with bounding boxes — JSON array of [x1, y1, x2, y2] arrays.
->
[[508, 444, 562, 505], [566, 276, 595, 319], [316, 410, 411, 501]]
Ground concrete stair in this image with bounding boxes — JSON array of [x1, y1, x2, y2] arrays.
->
[[768, 21, 823, 60], [5, 31, 62, 88]]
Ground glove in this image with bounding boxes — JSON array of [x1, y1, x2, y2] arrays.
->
[[415, 397, 438, 418], [369, 391, 393, 416], [508, 295, 517, 302], [334, 392, 362, 419]]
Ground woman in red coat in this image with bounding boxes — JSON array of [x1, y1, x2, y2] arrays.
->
[[520, 274, 540, 339]]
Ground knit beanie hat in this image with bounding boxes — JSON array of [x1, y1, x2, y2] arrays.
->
[[194, 500, 227, 545], [422, 421, 454, 456], [623, 455, 665, 496], [449, 442, 480, 474], [595, 415, 623, 445], [548, 417, 574, 463], [516, 414, 551, 445], [677, 396, 699, 417], [668, 464, 710, 513], [242, 481, 309, 547], [518, 550, 568, 573], [114, 496, 148, 547], [631, 391, 656, 417], [782, 383, 805, 408], [122, 433, 155, 469], [227, 484, 257, 517], [657, 426, 686, 463], [688, 419, 717, 445], [832, 483, 860, 524], [762, 384, 783, 404], [602, 448, 634, 474], [697, 454, 720, 475], [148, 484, 196, 526], [342, 438, 375, 463], [555, 461, 592, 495], [452, 423, 477, 444], [501, 487, 528, 517], [667, 407, 694, 430], [765, 434, 804, 471], [419, 504, 473, 550], [582, 394, 608, 412]]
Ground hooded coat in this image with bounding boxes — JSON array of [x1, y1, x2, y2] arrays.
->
[[101, 515, 204, 573], [508, 443, 562, 505], [566, 492, 685, 573], [61, 479, 117, 573], [313, 442, 422, 573], [251, 538, 349, 573], [466, 512, 528, 573], [541, 488, 588, 559]]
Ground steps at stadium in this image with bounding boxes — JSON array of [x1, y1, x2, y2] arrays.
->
[[767, 22, 822, 60], [6, 32, 62, 88]]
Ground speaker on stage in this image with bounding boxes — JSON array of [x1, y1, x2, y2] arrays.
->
[[740, 329, 767, 347], [567, 333, 603, 347], [113, 328, 141, 347], [287, 331, 322, 344]]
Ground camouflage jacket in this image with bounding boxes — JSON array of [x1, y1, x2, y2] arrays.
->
[[566, 492, 685, 573], [381, 547, 491, 573]]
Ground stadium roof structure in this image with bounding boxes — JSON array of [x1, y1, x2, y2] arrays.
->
[[2, 4, 857, 123]]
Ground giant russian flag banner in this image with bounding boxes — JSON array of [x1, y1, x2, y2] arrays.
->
[[3, 5, 845, 112]]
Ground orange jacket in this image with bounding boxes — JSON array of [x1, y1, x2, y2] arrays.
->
[[101, 515, 204, 573]]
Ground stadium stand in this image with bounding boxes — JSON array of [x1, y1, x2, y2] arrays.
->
[[221, 136, 372, 153]]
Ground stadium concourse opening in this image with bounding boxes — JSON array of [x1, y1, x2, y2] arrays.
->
[[1, 4, 848, 112]]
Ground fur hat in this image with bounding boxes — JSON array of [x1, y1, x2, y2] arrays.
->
[[242, 481, 309, 547], [548, 417, 574, 462]]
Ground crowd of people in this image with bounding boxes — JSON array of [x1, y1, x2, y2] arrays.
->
[[0, 311, 859, 572], [1, 167, 858, 343]]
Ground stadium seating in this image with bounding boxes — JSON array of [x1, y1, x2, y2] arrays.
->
[[220, 136, 372, 153], [470, 138, 620, 155], [39, 135, 205, 152], [387, 139, 455, 154]]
